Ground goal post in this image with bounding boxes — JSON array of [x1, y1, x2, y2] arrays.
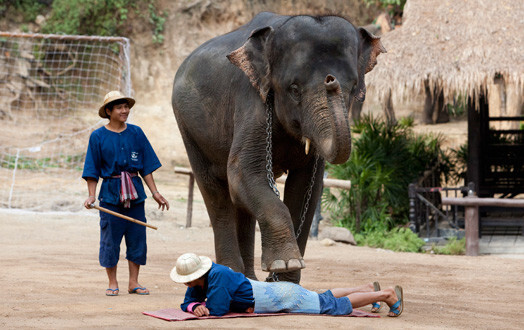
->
[[0, 32, 133, 212]]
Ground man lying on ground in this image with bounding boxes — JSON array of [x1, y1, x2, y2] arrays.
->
[[170, 253, 403, 317]]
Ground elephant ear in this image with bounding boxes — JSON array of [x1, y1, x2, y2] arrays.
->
[[227, 26, 273, 103], [354, 27, 387, 103]]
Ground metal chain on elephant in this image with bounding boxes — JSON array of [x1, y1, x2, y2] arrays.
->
[[295, 153, 320, 239], [265, 98, 280, 198]]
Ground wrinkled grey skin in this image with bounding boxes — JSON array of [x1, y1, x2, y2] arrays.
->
[[172, 12, 385, 283]]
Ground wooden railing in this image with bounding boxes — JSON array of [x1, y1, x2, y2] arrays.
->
[[442, 196, 524, 256], [174, 166, 351, 227]]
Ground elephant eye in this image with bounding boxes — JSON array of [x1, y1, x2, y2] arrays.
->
[[289, 84, 301, 102]]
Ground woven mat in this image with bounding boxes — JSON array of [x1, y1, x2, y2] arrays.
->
[[143, 308, 379, 321]]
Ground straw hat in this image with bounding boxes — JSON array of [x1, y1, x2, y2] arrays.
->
[[170, 253, 212, 283], [98, 90, 135, 118]]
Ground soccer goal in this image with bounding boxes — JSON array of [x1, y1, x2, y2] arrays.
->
[[0, 32, 133, 212]]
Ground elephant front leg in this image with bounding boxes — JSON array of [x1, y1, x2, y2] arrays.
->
[[257, 205, 306, 273], [228, 168, 305, 274], [271, 158, 325, 283]]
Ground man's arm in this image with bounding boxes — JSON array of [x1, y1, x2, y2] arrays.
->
[[205, 286, 233, 316], [180, 286, 206, 312], [84, 178, 98, 209]]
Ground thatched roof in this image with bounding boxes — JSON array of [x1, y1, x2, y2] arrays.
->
[[366, 0, 524, 104]]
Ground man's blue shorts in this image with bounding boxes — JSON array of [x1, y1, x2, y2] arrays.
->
[[318, 290, 353, 315], [99, 201, 147, 268]]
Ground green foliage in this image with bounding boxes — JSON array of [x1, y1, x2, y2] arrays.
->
[[447, 95, 467, 118], [1, 0, 49, 21], [323, 115, 455, 251], [429, 237, 465, 255], [43, 0, 130, 36], [326, 115, 452, 233], [398, 115, 414, 128], [449, 143, 468, 184], [39, 0, 166, 44], [148, 3, 167, 44], [355, 227, 425, 252]]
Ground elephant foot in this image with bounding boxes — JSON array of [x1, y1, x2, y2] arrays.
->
[[265, 269, 302, 284], [261, 258, 305, 272]]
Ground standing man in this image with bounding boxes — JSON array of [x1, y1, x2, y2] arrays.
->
[[83, 91, 169, 296]]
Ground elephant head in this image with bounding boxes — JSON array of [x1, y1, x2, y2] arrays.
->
[[227, 16, 386, 164]]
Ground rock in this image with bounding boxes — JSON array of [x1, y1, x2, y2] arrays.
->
[[35, 15, 46, 26], [319, 227, 356, 245], [376, 12, 393, 34], [320, 238, 335, 246]]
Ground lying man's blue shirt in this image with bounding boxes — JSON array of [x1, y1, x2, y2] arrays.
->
[[181, 263, 255, 316]]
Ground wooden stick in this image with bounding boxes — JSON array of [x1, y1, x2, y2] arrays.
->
[[90, 204, 158, 230]]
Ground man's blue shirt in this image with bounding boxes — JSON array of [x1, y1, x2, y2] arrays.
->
[[181, 263, 255, 316], [82, 124, 161, 205]]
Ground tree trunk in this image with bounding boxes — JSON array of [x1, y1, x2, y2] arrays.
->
[[383, 89, 396, 124], [435, 89, 449, 123]]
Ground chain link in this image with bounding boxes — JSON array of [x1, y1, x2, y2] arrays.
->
[[295, 153, 320, 239], [265, 99, 280, 198]]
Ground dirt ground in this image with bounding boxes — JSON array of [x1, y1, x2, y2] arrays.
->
[[1, 168, 524, 329]]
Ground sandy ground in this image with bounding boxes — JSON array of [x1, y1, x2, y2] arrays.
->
[[1, 167, 524, 329]]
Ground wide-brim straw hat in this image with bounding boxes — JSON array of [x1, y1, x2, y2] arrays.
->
[[98, 90, 135, 118], [170, 253, 212, 283]]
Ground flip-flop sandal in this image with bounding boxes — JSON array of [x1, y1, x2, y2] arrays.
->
[[106, 288, 119, 296], [371, 281, 382, 313], [128, 286, 149, 295], [388, 285, 403, 317]]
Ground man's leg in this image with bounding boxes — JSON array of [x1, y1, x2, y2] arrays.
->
[[128, 260, 149, 294], [106, 265, 119, 295], [346, 287, 400, 316], [123, 203, 148, 294], [330, 283, 374, 298]]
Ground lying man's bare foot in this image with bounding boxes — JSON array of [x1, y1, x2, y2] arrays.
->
[[384, 286, 403, 317]]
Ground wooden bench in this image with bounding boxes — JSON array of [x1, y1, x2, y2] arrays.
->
[[442, 196, 524, 256]]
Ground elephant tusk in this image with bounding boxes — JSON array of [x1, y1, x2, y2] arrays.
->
[[305, 138, 311, 155]]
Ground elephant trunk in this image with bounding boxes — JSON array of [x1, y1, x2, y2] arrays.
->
[[314, 74, 351, 164]]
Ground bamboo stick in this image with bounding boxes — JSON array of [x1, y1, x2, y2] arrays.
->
[[90, 204, 157, 230]]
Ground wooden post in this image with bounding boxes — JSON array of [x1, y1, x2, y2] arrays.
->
[[464, 200, 479, 256], [467, 95, 481, 196], [186, 174, 194, 228]]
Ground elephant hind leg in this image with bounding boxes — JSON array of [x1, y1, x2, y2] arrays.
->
[[198, 178, 244, 273], [179, 134, 245, 274], [236, 208, 257, 280]]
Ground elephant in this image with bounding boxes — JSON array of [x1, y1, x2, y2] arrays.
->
[[172, 12, 385, 283]]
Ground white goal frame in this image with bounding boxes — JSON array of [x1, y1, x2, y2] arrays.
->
[[0, 32, 133, 212]]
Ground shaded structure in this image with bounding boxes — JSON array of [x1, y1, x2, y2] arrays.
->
[[366, 0, 524, 199]]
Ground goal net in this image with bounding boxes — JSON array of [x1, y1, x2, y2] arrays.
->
[[0, 32, 133, 212]]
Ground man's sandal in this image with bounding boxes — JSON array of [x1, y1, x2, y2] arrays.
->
[[371, 281, 382, 313], [128, 286, 149, 295], [388, 285, 403, 317], [106, 288, 119, 296]]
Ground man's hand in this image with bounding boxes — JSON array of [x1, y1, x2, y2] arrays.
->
[[84, 196, 95, 209], [192, 304, 210, 317]]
